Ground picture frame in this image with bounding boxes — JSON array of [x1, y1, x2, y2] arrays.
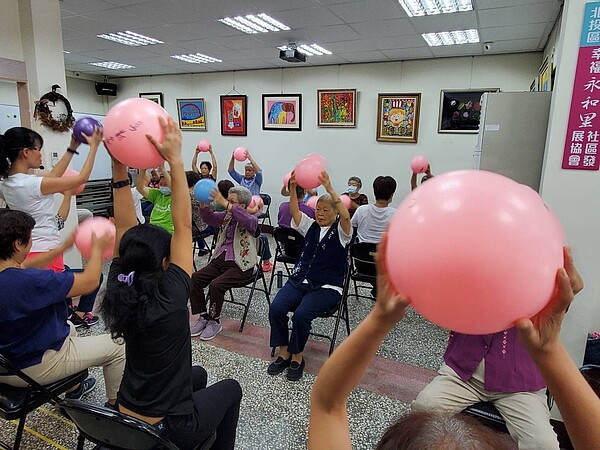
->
[[262, 94, 302, 131], [376, 93, 421, 143], [538, 55, 553, 92], [317, 89, 357, 127], [220, 95, 247, 136], [176, 98, 207, 131], [438, 89, 499, 134], [139, 92, 164, 107]]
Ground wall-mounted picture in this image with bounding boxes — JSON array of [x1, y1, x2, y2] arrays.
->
[[139, 92, 164, 107], [376, 93, 421, 143], [262, 94, 302, 131], [539, 55, 553, 92], [176, 98, 207, 131], [317, 89, 357, 127], [220, 95, 247, 136], [438, 89, 499, 134]]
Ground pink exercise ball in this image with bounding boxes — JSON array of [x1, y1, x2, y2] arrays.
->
[[103, 98, 168, 169], [233, 147, 248, 161], [294, 154, 327, 190], [74, 217, 116, 261], [197, 140, 210, 153], [306, 196, 318, 209], [385, 170, 564, 335], [340, 194, 351, 210], [410, 155, 429, 174], [249, 195, 264, 213], [283, 171, 292, 188], [62, 168, 85, 195]]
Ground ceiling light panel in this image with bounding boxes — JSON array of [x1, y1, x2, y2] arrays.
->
[[219, 13, 290, 34], [422, 29, 479, 46], [399, 0, 473, 17], [278, 44, 332, 56], [97, 31, 163, 46], [89, 61, 136, 69], [171, 53, 223, 64]]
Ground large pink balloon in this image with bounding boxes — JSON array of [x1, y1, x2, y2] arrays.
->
[[306, 195, 318, 209], [197, 140, 210, 152], [103, 98, 168, 169], [410, 155, 429, 174], [74, 217, 116, 261], [283, 171, 292, 188], [234, 147, 248, 161], [385, 170, 564, 335], [62, 168, 85, 195], [294, 154, 327, 190], [339, 194, 351, 210]]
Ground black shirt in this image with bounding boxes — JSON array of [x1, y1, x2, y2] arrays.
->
[[108, 259, 193, 417]]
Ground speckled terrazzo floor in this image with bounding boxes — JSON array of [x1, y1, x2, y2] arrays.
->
[[0, 234, 453, 450]]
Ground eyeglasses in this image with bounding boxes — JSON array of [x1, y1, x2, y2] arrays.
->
[[227, 199, 239, 204]]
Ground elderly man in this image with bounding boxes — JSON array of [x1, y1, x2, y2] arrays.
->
[[228, 151, 263, 196]]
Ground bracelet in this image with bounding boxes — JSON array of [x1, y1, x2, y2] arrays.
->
[[67, 148, 79, 155], [111, 179, 130, 189]]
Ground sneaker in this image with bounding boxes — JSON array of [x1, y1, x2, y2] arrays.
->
[[81, 313, 99, 327], [197, 248, 210, 257], [104, 401, 118, 411], [287, 358, 305, 381], [190, 316, 209, 337], [267, 356, 291, 376], [65, 377, 96, 400], [68, 312, 87, 329], [261, 260, 273, 272], [199, 320, 223, 341]]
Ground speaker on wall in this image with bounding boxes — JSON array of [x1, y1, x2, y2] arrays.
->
[[95, 82, 118, 96]]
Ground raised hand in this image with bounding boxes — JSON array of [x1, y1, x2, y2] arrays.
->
[[146, 116, 182, 163]]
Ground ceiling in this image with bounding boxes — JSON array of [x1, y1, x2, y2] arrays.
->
[[59, 0, 563, 78]]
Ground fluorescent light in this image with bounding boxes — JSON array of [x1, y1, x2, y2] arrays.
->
[[89, 61, 136, 69], [171, 53, 223, 64], [422, 29, 479, 46], [97, 31, 163, 46], [219, 13, 290, 34], [399, 0, 473, 17], [278, 44, 332, 56], [63, 50, 70, 54]]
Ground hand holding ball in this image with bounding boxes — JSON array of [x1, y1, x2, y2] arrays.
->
[[62, 169, 85, 195], [233, 147, 248, 161], [294, 153, 327, 190], [74, 217, 116, 261], [197, 140, 210, 153], [72, 117, 102, 144], [410, 155, 429, 174], [249, 195, 264, 212], [194, 179, 217, 204]]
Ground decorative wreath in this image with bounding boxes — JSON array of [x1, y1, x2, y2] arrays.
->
[[34, 84, 75, 132]]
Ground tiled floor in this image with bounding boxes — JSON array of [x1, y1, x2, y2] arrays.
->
[[1, 236, 483, 450]]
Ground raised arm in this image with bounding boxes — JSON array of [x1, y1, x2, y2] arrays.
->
[[247, 151, 261, 173], [136, 170, 150, 198], [147, 117, 191, 276], [56, 190, 74, 225], [191, 149, 200, 174], [111, 158, 137, 258], [159, 164, 171, 187], [289, 171, 301, 227], [309, 233, 410, 450], [209, 145, 218, 179], [319, 170, 351, 235], [410, 172, 418, 191], [67, 233, 113, 297], [228, 153, 235, 173], [48, 136, 80, 177]]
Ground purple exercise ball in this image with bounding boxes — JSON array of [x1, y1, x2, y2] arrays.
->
[[73, 117, 102, 144]]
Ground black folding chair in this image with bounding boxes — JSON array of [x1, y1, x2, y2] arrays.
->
[[345, 242, 377, 301], [0, 353, 88, 450], [268, 227, 305, 295], [257, 193, 272, 230], [192, 225, 218, 271], [580, 364, 600, 397]]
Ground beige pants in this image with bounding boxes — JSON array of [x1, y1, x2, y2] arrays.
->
[[5, 325, 125, 400], [412, 363, 559, 450]]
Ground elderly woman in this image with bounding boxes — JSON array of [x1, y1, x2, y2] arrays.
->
[[190, 185, 259, 340], [268, 170, 352, 381], [342, 176, 368, 217]]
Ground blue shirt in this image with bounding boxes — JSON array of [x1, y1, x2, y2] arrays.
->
[[228, 169, 263, 196], [0, 268, 74, 369]]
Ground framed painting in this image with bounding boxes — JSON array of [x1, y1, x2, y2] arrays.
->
[[176, 98, 207, 131], [220, 95, 247, 136], [539, 55, 552, 92], [139, 92, 164, 107], [317, 89, 357, 127], [262, 94, 302, 131], [376, 93, 421, 143], [438, 89, 499, 134]]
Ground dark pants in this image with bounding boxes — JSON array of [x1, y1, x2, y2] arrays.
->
[[269, 280, 341, 354], [156, 366, 242, 450], [65, 268, 103, 313], [190, 253, 253, 320], [258, 234, 272, 260]]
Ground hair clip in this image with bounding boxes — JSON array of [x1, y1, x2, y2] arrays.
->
[[117, 271, 135, 286]]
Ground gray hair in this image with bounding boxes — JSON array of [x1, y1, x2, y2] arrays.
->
[[229, 186, 252, 207], [348, 176, 362, 188], [317, 193, 336, 209]]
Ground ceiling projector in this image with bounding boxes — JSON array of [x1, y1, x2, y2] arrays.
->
[[279, 48, 306, 63]]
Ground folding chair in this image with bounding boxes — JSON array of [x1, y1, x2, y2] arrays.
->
[[192, 226, 218, 271], [257, 193, 272, 230], [345, 242, 377, 302], [0, 353, 88, 450], [268, 227, 305, 295], [580, 364, 600, 397], [60, 399, 216, 450]]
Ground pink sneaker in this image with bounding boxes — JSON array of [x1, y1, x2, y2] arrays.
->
[[262, 260, 273, 272]]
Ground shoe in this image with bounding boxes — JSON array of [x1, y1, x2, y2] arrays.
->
[[261, 260, 273, 272], [287, 358, 305, 381], [190, 316, 209, 337], [104, 401, 118, 411], [267, 356, 291, 376], [197, 248, 210, 257], [199, 320, 223, 341], [81, 313, 99, 327], [65, 377, 96, 400]]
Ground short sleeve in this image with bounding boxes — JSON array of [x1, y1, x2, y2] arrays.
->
[[351, 206, 362, 227], [292, 212, 314, 237], [26, 175, 44, 199], [146, 188, 160, 203], [338, 222, 353, 247], [17, 269, 74, 311], [254, 171, 263, 187]]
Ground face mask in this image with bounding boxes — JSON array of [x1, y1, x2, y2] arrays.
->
[[347, 185, 357, 194], [159, 187, 171, 196]]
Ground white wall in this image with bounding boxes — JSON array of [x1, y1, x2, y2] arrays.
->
[[0, 0, 23, 61], [111, 53, 541, 211], [66, 75, 109, 116]]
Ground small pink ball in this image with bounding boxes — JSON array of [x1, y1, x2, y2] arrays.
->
[[62, 169, 85, 195], [74, 217, 116, 261], [197, 140, 210, 152], [410, 155, 429, 174], [233, 147, 248, 161]]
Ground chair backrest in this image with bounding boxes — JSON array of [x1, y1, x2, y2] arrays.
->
[[581, 364, 600, 397], [260, 193, 272, 206], [350, 242, 377, 277], [60, 399, 179, 450], [273, 227, 305, 259]]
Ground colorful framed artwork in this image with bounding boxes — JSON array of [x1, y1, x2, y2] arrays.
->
[[176, 98, 207, 131], [438, 89, 499, 134], [262, 94, 302, 131], [139, 92, 164, 107], [317, 89, 357, 127], [376, 93, 421, 143], [220, 95, 247, 136], [538, 55, 553, 92]]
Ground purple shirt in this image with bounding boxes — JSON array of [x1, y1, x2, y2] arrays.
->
[[278, 201, 315, 228], [200, 205, 259, 262], [444, 328, 546, 393]]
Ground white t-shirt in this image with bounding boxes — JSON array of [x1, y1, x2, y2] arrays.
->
[[131, 188, 145, 224], [292, 213, 352, 293], [351, 204, 396, 244], [0, 173, 60, 251]]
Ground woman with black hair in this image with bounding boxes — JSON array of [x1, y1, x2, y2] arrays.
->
[[191, 143, 218, 180], [101, 116, 242, 450]]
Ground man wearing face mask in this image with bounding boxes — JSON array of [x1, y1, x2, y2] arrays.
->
[[136, 166, 174, 234], [342, 176, 368, 217]]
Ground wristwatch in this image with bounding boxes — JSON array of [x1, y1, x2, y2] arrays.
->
[[111, 179, 130, 189]]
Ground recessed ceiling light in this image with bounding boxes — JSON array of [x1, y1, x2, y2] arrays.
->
[[63, 50, 70, 54], [399, 0, 473, 17], [422, 29, 479, 46], [97, 31, 163, 46], [278, 44, 332, 56], [171, 53, 223, 64], [219, 13, 290, 34], [89, 61, 136, 69]]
